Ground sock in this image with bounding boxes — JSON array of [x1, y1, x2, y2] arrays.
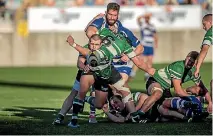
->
[[85, 96, 95, 107], [171, 98, 187, 109], [71, 98, 84, 122], [57, 113, 64, 120], [90, 105, 96, 116]]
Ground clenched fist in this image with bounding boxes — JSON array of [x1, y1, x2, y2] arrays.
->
[[66, 35, 75, 46]]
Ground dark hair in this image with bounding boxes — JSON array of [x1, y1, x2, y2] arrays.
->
[[203, 14, 212, 21], [107, 2, 120, 12], [203, 14, 212, 18], [89, 34, 101, 42], [110, 95, 122, 102], [187, 51, 199, 60]]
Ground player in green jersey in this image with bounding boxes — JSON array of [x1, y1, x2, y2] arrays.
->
[[52, 34, 103, 125], [194, 14, 212, 102], [138, 51, 212, 122], [66, 28, 155, 127], [195, 14, 212, 77]]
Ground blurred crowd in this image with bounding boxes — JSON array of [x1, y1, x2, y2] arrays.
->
[[0, 0, 212, 22]]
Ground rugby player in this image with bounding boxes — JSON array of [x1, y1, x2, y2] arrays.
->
[[138, 51, 212, 122], [66, 28, 155, 127], [52, 34, 102, 125]]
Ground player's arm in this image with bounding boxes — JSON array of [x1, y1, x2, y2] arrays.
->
[[131, 56, 155, 76], [137, 15, 143, 26], [85, 17, 104, 38], [135, 94, 148, 111], [196, 45, 210, 73], [102, 105, 125, 123], [66, 35, 90, 56], [77, 56, 86, 70], [172, 79, 190, 97], [123, 27, 144, 55], [153, 32, 158, 48], [195, 79, 212, 108], [104, 111, 125, 123]]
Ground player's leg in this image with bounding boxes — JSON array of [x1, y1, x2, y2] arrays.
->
[[144, 47, 154, 81], [88, 88, 97, 123], [140, 78, 163, 114], [68, 74, 95, 128], [85, 80, 109, 109], [53, 78, 80, 125]]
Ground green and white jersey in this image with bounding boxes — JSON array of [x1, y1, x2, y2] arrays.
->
[[153, 60, 201, 90], [132, 92, 141, 104], [90, 28, 136, 79], [201, 26, 212, 47], [97, 28, 136, 60]]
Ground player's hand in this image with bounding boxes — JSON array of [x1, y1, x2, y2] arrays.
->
[[121, 54, 129, 62], [102, 104, 109, 112], [207, 102, 212, 113], [66, 35, 74, 46], [194, 68, 200, 78], [147, 68, 156, 76], [83, 65, 91, 73]]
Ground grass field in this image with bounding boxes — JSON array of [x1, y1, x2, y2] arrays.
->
[[0, 63, 212, 135]]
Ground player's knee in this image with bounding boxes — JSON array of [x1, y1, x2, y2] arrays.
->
[[162, 99, 171, 108], [94, 103, 104, 109], [151, 88, 163, 100], [158, 105, 168, 116]]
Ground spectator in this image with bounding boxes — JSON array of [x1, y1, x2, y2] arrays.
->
[[95, 0, 106, 5], [135, 0, 145, 6], [73, 0, 85, 6], [0, 0, 6, 20]]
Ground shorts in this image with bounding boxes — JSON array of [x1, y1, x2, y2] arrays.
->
[[93, 66, 122, 92], [143, 46, 154, 56], [72, 70, 95, 92], [115, 66, 132, 76], [146, 77, 172, 104]]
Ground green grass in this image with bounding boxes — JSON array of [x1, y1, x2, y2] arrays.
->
[[0, 63, 212, 135]]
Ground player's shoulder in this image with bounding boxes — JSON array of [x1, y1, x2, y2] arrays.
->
[[206, 27, 212, 36], [90, 17, 105, 27], [83, 44, 89, 49], [169, 60, 185, 72]]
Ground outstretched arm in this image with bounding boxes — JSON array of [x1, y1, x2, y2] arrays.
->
[[195, 45, 210, 77], [66, 35, 90, 56], [130, 56, 155, 76]]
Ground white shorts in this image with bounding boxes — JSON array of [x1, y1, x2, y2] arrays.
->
[[72, 79, 95, 92], [72, 80, 80, 91]]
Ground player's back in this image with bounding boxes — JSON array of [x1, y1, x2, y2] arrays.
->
[[98, 28, 131, 60]]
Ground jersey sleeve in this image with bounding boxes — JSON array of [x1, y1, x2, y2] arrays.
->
[[169, 62, 184, 80], [88, 17, 104, 30], [119, 26, 141, 48], [201, 28, 212, 47], [123, 43, 136, 58]]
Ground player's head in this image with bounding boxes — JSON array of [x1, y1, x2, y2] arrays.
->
[[89, 34, 102, 51], [202, 14, 212, 31], [110, 95, 125, 111], [106, 2, 120, 26], [185, 51, 199, 69], [144, 13, 151, 23]]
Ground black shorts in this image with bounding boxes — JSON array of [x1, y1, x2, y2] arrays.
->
[[93, 66, 122, 92], [75, 70, 83, 82], [146, 77, 172, 99]]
